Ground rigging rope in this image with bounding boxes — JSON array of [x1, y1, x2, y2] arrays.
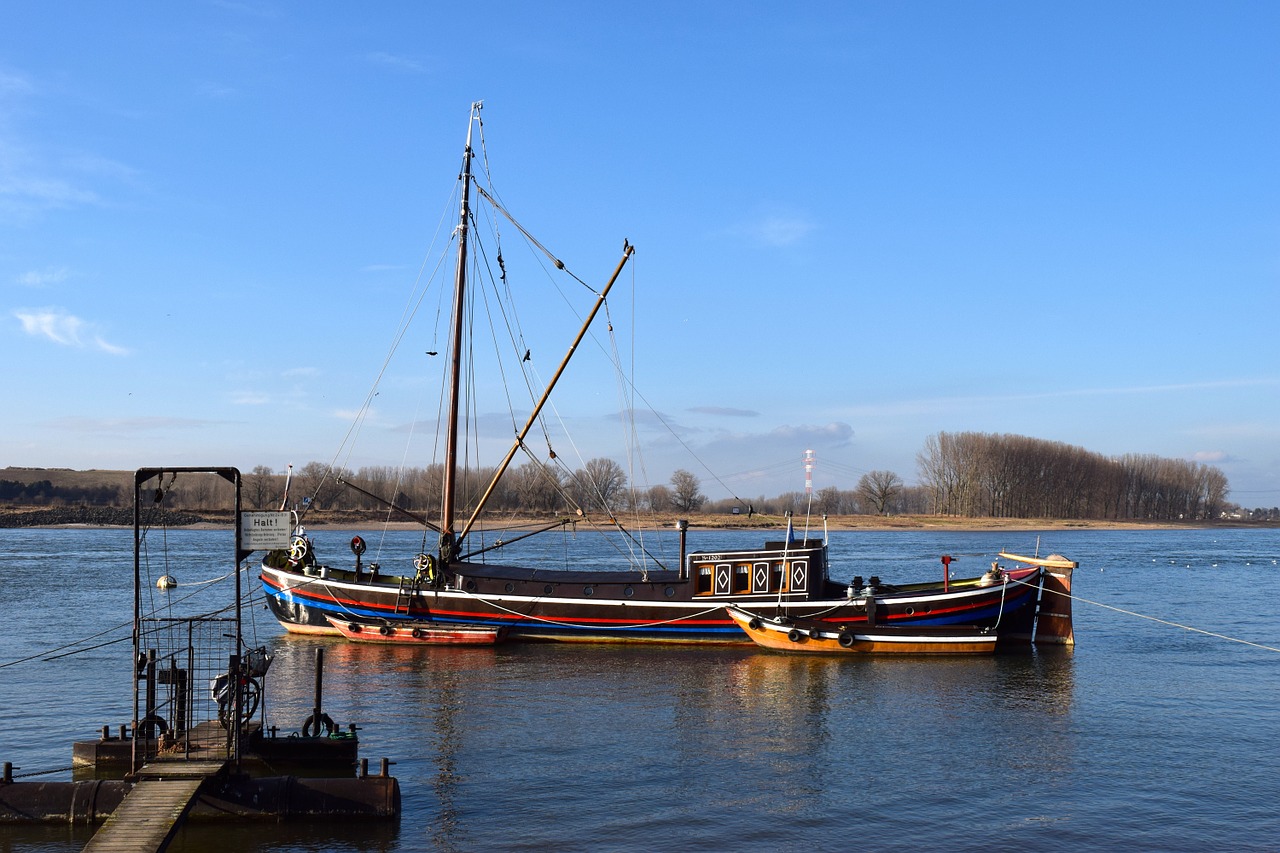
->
[[1009, 574, 1280, 654], [457, 590, 728, 631]]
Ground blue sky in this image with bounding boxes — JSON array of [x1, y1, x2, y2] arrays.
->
[[3, 2, 1278, 507]]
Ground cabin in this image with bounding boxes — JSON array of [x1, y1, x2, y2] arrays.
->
[[685, 541, 828, 599]]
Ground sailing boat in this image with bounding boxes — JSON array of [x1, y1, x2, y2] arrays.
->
[[259, 104, 1077, 647]]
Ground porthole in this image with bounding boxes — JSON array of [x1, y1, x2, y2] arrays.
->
[[624, 586, 635, 597], [905, 607, 915, 616], [664, 586, 675, 597], [584, 586, 594, 596], [504, 582, 515, 593], [465, 580, 477, 591], [544, 584, 554, 595]]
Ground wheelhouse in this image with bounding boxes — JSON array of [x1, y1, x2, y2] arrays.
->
[[686, 540, 827, 598]]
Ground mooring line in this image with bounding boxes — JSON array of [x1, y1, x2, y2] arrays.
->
[[1012, 575, 1280, 654], [10, 764, 75, 779]]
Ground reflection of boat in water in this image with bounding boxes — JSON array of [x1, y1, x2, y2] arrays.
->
[[326, 615, 506, 646], [257, 103, 1078, 648], [726, 604, 998, 655]]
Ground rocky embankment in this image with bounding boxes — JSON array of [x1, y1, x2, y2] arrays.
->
[[0, 506, 207, 527]]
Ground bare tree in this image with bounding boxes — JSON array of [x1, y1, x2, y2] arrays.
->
[[670, 469, 705, 512], [857, 470, 903, 515], [245, 465, 278, 510], [509, 461, 564, 513], [646, 484, 673, 512], [574, 458, 628, 511], [293, 461, 349, 511]]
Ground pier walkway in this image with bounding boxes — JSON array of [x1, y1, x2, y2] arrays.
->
[[81, 760, 226, 853]]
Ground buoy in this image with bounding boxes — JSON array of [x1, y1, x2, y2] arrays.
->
[[157, 575, 177, 589]]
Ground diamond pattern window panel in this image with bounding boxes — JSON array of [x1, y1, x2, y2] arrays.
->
[[714, 564, 731, 594], [753, 562, 770, 592], [791, 560, 807, 592]]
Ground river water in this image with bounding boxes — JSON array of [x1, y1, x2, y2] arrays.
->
[[2, 526, 1279, 852]]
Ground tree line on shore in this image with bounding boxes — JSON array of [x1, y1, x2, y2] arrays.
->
[[2, 431, 1272, 522]]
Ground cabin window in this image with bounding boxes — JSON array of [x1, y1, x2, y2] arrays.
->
[[770, 562, 785, 591], [732, 565, 750, 594], [696, 565, 713, 595], [752, 562, 770, 593], [714, 564, 732, 595]]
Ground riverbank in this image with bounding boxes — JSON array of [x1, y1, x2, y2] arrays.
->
[[1, 505, 1268, 531]]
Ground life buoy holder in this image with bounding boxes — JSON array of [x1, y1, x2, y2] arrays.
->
[[414, 553, 438, 584], [302, 713, 336, 738], [288, 535, 311, 565]]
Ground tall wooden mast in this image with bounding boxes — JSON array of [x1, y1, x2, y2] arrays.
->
[[439, 102, 480, 565]]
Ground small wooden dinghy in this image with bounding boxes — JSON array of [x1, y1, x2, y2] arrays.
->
[[326, 615, 507, 645], [725, 605, 997, 655]]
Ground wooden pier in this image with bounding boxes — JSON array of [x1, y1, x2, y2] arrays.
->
[[81, 760, 226, 853]]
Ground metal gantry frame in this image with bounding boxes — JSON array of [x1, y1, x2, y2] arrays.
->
[[131, 466, 247, 774]]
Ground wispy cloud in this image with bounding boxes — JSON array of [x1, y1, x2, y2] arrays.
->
[[745, 214, 815, 247], [722, 209, 815, 248], [364, 51, 425, 73], [688, 405, 759, 417], [0, 169, 101, 213], [840, 378, 1280, 419], [13, 308, 128, 354], [231, 391, 271, 405], [48, 415, 217, 432], [0, 68, 34, 97], [199, 81, 239, 100], [16, 266, 70, 287]]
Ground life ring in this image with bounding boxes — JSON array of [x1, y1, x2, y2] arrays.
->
[[787, 628, 803, 643], [302, 713, 336, 738], [414, 553, 438, 584], [838, 632, 854, 648]]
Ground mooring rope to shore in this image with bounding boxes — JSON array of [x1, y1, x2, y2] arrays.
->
[[1013, 575, 1280, 654]]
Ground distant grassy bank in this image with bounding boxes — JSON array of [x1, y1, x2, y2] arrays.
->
[[0, 504, 1266, 531]]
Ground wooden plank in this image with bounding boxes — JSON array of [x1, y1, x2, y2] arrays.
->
[[135, 760, 228, 781], [81, 778, 203, 853]]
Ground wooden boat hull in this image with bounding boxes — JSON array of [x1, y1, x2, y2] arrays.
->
[[725, 605, 997, 654], [324, 616, 505, 645], [261, 546, 1071, 646]]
